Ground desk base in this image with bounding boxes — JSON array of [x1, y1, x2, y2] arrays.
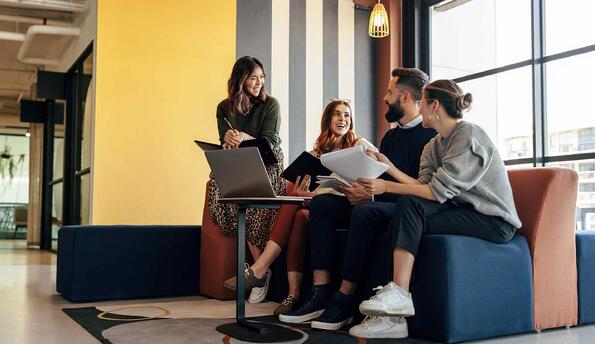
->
[[216, 319, 303, 343]]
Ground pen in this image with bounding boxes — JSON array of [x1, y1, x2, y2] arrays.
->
[[223, 117, 235, 130]]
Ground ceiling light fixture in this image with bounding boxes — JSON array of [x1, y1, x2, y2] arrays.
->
[[368, 0, 389, 38]]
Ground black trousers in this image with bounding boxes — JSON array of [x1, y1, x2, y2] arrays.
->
[[390, 196, 516, 257], [341, 201, 395, 283], [340, 196, 516, 283], [309, 194, 353, 271]]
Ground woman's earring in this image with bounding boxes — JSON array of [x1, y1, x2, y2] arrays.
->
[[433, 111, 439, 121]]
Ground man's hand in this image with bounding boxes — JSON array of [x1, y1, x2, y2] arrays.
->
[[340, 183, 372, 205]]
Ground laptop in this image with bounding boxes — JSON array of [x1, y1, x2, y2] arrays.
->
[[204, 147, 309, 201]]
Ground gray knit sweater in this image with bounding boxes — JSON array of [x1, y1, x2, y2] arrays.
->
[[418, 121, 522, 228]]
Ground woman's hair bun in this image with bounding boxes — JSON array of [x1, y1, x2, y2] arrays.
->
[[456, 93, 472, 111]]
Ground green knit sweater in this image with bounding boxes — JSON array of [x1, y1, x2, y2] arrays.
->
[[216, 96, 281, 149]]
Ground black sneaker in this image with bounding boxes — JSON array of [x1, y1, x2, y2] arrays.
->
[[311, 291, 354, 330], [278, 285, 331, 324]]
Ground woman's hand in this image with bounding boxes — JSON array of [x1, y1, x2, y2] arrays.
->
[[294, 175, 311, 193], [365, 149, 395, 169], [357, 178, 390, 195], [293, 175, 316, 197], [224, 129, 241, 148]]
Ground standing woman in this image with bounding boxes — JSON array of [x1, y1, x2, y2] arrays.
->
[[207, 56, 286, 294]]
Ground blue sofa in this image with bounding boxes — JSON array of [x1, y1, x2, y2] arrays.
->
[[577, 231, 595, 325], [408, 235, 533, 343], [57, 225, 201, 302], [267, 230, 534, 344]]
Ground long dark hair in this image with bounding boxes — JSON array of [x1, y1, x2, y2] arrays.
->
[[313, 100, 358, 156], [227, 56, 267, 117], [423, 79, 472, 119]]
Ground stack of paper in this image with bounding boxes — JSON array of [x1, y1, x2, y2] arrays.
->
[[314, 175, 351, 191], [314, 145, 390, 192]]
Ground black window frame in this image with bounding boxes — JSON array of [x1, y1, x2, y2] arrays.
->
[[405, 0, 595, 167]]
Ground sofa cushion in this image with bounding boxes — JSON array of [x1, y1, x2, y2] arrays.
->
[[408, 234, 534, 344]]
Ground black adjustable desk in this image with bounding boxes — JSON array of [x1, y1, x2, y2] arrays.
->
[[215, 197, 306, 342]]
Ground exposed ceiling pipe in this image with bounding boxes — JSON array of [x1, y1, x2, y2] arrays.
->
[[0, 31, 25, 41], [0, 0, 87, 13], [0, 67, 36, 73], [0, 13, 71, 25]]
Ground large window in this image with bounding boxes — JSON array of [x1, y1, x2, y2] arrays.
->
[[419, 0, 595, 230]]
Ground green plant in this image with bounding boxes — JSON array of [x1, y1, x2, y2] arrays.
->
[[0, 145, 25, 180]]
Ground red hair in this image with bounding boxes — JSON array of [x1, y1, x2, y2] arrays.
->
[[313, 100, 358, 156]]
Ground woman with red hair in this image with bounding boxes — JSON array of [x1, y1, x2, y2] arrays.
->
[[224, 99, 376, 312]]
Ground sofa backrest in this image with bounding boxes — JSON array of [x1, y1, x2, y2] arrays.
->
[[507, 167, 578, 243]]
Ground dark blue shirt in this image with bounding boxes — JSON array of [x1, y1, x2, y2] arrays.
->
[[376, 122, 437, 202]]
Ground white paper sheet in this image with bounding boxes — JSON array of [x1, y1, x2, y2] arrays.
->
[[319, 145, 390, 183]]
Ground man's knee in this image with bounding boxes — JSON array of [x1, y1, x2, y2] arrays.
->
[[352, 202, 383, 222], [310, 194, 341, 214]]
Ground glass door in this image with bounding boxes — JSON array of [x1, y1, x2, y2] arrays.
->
[[41, 43, 93, 251]]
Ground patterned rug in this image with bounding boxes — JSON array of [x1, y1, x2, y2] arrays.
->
[[63, 299, 436, 343]]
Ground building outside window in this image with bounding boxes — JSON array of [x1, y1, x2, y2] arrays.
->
[[422, 0, 595, 230]]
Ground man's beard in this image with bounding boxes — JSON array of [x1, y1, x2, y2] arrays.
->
[[384, 100, 405, 123]]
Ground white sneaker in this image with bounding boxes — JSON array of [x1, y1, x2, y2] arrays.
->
[[248, 269, 271, 304], [349, 316, 408, 339], [359, 282, 415, 316]]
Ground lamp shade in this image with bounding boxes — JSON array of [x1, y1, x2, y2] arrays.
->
[[368, 2, 389, 38]]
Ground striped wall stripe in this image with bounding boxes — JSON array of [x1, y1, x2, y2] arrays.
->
[[235, 0, 272, 79], [323, 0, 339, 105], [271, 0, 290, 160], [236, 0, 376, 163], [355, 7, 376, 142], [289, 0, 307, 162], [337, 0, 355, 113], [305, 0, 324, 152]]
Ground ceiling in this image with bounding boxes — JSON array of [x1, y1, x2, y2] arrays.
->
[[0, 0, 86, 135]]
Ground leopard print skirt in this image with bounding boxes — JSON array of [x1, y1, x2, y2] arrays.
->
[[207, 147, 287, 248]]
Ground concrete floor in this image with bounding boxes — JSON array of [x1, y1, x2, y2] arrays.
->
[[1, 240, 593, 344]]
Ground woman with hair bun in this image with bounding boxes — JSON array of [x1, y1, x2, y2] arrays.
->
[[350, 79, 521, 339]]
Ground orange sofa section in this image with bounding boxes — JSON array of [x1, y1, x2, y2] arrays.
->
[[508, 168, 578, 330], [199, 183, 296, 299], [199, 184, 236, 300]]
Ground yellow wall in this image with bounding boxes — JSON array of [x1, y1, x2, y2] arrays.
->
[[93, 0, 236, 224]]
